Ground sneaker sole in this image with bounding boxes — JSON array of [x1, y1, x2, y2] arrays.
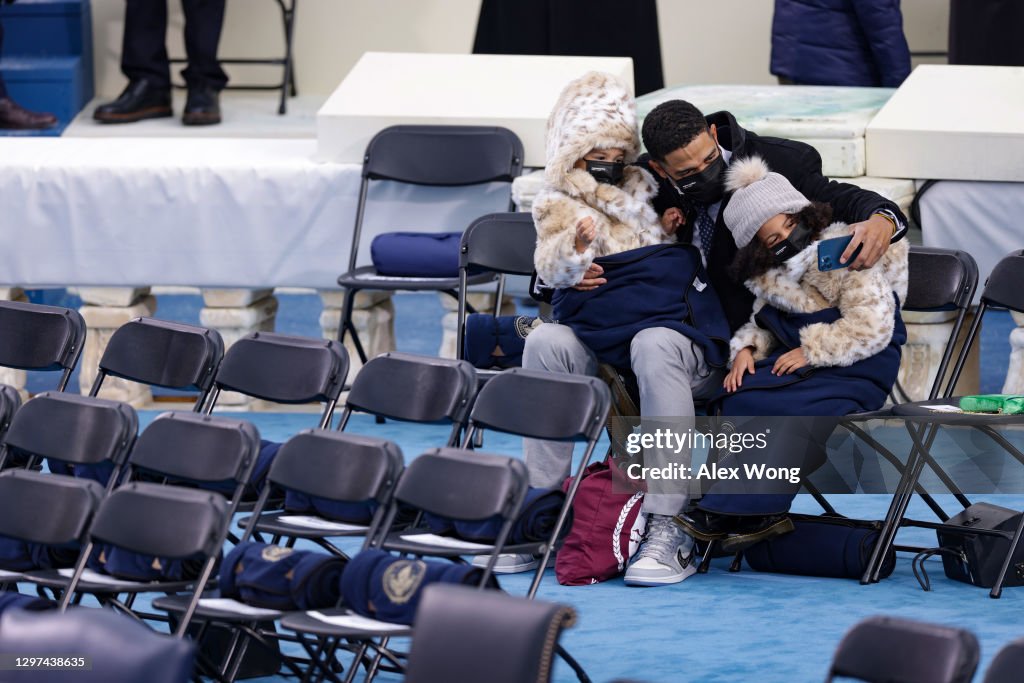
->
[[719, 517, 796, 553], [623, 564, 697, 587]]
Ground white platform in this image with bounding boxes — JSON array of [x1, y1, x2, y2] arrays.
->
[[866, 65, 1024, 182], [637, 84, 895, 178], [316, 52, 634, 167], [0, 137, 508, 289], [65, 92, 323, 139]]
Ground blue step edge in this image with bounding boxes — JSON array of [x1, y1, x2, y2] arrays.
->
[[0, 121, 69, 137], [0, 56, 88, 125]]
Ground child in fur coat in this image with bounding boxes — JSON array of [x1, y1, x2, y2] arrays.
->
[[720, 155, 909, 392], [533, 72, 676, 289]]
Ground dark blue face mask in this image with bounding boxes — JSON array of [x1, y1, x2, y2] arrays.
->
[[770, 222, 813, 263], [585, 159, 625, 185]]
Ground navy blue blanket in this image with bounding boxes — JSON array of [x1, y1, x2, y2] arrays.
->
[[552, 244, 730, 369], [698, 296, 906, 516], [423, 487, 568, 545]]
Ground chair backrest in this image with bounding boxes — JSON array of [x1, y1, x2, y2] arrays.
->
[[0, 392, 137, 471], [127, 412, 260, 489], [0, 300, 86, 391], [0, 608, 195, 683], [984, 637, 1024, 683], [405, 583, 577, 683], [209, 332, 348, 427], [901, 246, 979, 400], [459, 212, 538, 276], [267, 429, 403, 506], [904, 246, 978, 313], [392, 448, 527, 523], [341, 353, 477, 441], [94, 318, 224, 409], [86, 482, 229, 562], [827, 616, 980, 683], [466, 368, 611, 443], [363, 125, 523, 187], [0, 383, 21, 439], [0, 469, 104, 547]]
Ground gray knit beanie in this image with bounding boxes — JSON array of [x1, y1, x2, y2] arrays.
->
[[723, 156, 811, 248]]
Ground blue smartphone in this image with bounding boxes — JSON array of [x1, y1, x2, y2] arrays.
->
[[817, 235, 862, 271]]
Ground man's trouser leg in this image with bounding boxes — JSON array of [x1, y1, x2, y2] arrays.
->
[[181, 0, 228, 90], [521, 323, 598, 488], [122, 0, 172, 89], [630, 327, 722, 516]]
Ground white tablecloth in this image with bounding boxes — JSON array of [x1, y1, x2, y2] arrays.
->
[[917, 179, 1024, 299], [0, 138, 510, 289]]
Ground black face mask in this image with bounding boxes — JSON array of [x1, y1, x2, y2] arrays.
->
[[671, 154, 726, 205], [585, 159, 625, 185], [770, 222, 814, 263]]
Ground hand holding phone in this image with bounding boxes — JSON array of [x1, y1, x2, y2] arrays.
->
[[818, 235, 863, 271]]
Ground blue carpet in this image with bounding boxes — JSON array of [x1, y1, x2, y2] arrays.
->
[[9, 410, 1022, 683]]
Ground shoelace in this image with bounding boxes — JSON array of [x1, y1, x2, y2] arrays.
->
[[636, 517, 683, 560]]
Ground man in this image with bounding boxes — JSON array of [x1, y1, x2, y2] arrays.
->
[[0, 18, 57, 130], [94, 0, 227, 126], [524, 99, 907, 587]]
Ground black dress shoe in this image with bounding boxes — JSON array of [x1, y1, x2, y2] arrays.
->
[[182, 86, 221, 126], [0, 97, 58, 130], [719, 514, 795, 553], [94, 80, 172, 124], [674, 510, 736, 541]]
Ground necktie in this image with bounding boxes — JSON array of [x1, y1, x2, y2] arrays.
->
[[695, 203, 715, 263]]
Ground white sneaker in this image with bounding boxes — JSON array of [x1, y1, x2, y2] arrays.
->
[[623, 514, 697, 587], [471, 552, 552, 574]]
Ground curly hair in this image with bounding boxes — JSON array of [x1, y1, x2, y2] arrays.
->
[[728, 201, 834, 283], [641, 100, 708, 161]]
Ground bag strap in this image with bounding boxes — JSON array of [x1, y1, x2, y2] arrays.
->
[[612, 492, 644, 572], [912, 547, 967, 592]]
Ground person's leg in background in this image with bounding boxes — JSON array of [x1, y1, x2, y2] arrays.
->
[[0, 21, 58, 129], [473, 322, 599, 574], [623, 327, 723, 586], [94, 0, 174, 123], [180, 0, 227, 125]]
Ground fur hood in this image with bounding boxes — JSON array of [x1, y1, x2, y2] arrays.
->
[[543, 71, 639, 193]]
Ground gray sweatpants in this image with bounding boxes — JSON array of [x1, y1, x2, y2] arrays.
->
[[521, 323, 724, 516]]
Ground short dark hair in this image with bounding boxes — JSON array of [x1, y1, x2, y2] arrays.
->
[[728, 201, 835, 283], [641, 100, 709, 161]]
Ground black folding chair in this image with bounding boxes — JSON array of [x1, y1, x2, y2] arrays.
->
[[337, 352, 477, 447], [0, 607, 196, 683], [404, 583, 581, 683], [455, 211, 538, 376], [239, 429, 404, 557], [826, 615, 979, 683], [984, 637, 1024, 683], [0, 469, 105, 588], [0, 300, 86, 391], [461, 368, 611, 598], [336, 125, 524, 365], [280, 447, 530, 683], [0, 392, 138, 487], [90, 317, 225, 412], [808, 246, 979, 522], [153, 430, 403, 683], [865, 250, 1024, 594], [205, 332, 348, 429], [0, 383, 20, 442]]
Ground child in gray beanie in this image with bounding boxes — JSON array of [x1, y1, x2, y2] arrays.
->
[[720, 156, 909, 391]]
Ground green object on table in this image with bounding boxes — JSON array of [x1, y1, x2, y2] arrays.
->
[[958, 395, 1024, 415]]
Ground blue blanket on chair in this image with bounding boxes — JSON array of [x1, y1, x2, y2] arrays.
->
[[552, 244, 730, 370]]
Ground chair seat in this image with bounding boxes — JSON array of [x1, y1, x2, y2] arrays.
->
[[843, 407, 897, 420], [381, 531, 543, 559], [281, 608, 412, 638], [239, 511, 370, 540], [892, 398, 1024, 425], [23, 568, 199, 595], [338, 266, 496, 292], [153, 593, 284, 622]]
